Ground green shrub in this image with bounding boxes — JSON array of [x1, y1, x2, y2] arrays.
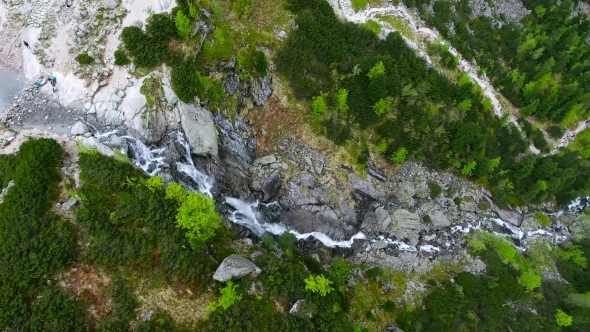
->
[[75, 53, 93, 65], [364, 20, 381, 34], [382, 300, 396, 313], [145, 13, 178, 43], [176, 11, 191, 38], [120, 14, 179, 68], [166, 183, 220, 252], [390, 147, 408, 165], [423, 215, 432, 224], [171, 59, 198, 102], [428, 181, 442, 198], [365, 266, 384, 280], [304, 274, 334, 296], [555, 309, 573, 327], [109, 278, 139, 328], [230, 0, 252, 18], [114, 49, 130, 65], [254, 51, 268, 76], [454, 197, 462, 206], [533, 212, 551, 226], [208, 281, 242, 311], [478, 200, 491, 210], [0, 139, 79, 329], [311, 95, 327, 121], [201, 23, 234, 61], [547, 125, 564, 139], [23, 286, 87, 331]]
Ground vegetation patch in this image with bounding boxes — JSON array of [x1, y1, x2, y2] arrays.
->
[[75, 53, 93, 65]]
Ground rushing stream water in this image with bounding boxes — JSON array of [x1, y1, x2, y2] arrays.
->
[[84, 125, 579, 251]]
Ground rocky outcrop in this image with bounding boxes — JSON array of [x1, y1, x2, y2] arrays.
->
[[176, 101, 218, 157], [70, 121, 89, 135], [103, 0, 119, 9], [213, 254, 261, 282], [250, 76, 273, 106], [214, 113, 256, 166]]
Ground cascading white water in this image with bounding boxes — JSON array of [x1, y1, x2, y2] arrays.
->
[[174, 131, 214, 197], [122, 136, 166, 177], [225, 197, 367, 248]]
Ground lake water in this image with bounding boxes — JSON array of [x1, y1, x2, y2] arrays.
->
[[0, 64, 27, 113]]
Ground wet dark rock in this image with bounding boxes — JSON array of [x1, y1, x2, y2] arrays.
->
[[260, 170, 281, 202], [281, 209, 354, 240], [351, 189, 377, 226]]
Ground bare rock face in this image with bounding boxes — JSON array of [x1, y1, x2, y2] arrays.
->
[[250, 76, 273, 106], [213, 254, 261, 282], [70, 121, 89, 135], [176, 101, 218, 157]]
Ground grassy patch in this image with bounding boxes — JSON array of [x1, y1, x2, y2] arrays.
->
[[533, 211, 551, 226], [377, 15, 416, 40], [364, 20, 381, 34], [140, 74, 163, 109]]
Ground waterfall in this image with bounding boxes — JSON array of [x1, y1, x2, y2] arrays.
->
[[122, 136, 166, 177], [174, 131, 214, 197]]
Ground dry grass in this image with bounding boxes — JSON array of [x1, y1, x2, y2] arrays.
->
[[58, 266, 112, 320], [136, 286, 214, 327]]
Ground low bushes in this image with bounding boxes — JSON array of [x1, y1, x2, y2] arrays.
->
[[171, 59, 198, 102], [114, 49, 130, 66], [75, 53, 93, 65], [0, 139, 81, 329], [119, 13, 179, 68]]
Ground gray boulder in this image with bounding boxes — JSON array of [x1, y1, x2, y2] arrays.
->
[[361, 207, 392, 234], [176, 101, 218, 156], [420, 201, 450, 229], [103, 0, 118, 9], [70, 121, 89, 135], [391, 209, 423, 245], [260, 169, 281, 201], [250, 76, 273, 106], [289, 300, 310, 317], [132, 20, 143, 28], [213, 254, 262, 282]]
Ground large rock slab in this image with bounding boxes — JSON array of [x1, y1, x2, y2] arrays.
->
[[70, 121, 89, 135], [391, 209, 424, 245], [213, 254, 261, 282], [176, 101, 218, 156], [420, 201, 451, 229], [260, 169, 281, 201]]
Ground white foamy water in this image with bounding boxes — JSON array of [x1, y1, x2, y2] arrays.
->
[[122, 136, 166, 177], [174, 131, 214, 197], [225, 197, 368, 248]]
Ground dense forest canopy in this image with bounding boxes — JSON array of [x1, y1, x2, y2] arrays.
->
[[276, 0, 590, 207]]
